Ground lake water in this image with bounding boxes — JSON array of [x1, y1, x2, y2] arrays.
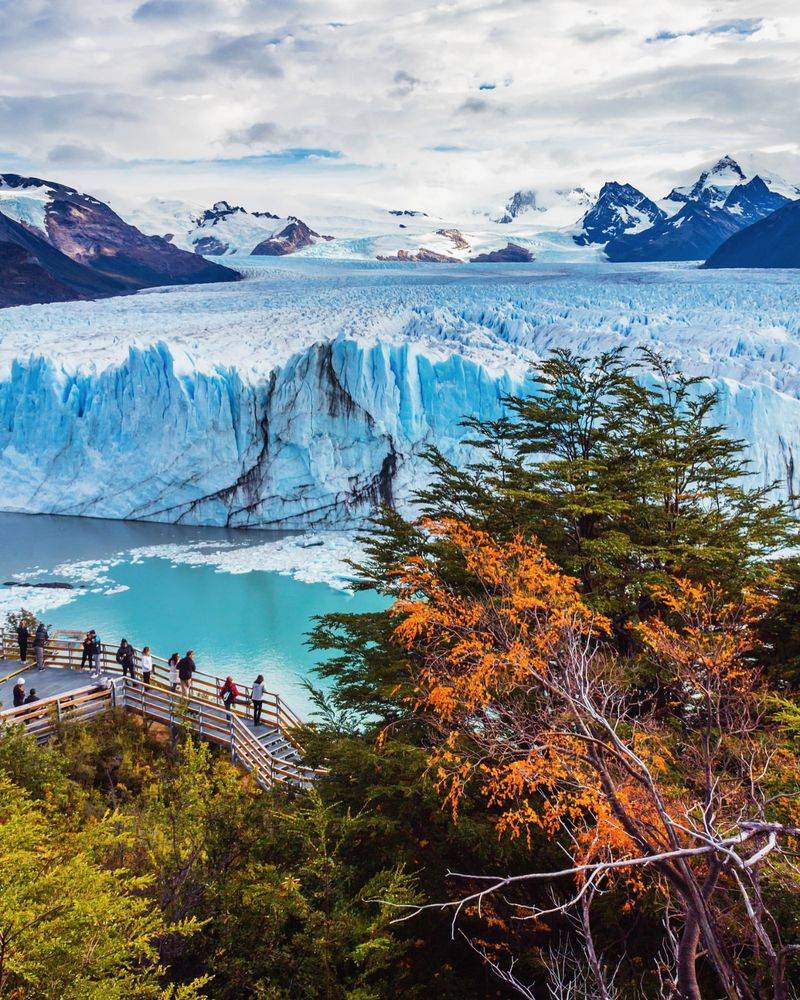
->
[[0, 512, 385, 715]]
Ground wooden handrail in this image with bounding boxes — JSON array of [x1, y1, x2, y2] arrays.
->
[[0, 629, 305, 738]]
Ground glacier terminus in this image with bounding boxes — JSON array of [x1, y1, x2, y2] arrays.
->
[[2, 257, 800, 529]]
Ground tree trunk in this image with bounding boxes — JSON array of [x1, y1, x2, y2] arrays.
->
[[677, 916, 702, 1000]]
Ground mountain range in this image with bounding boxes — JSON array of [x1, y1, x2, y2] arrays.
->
[[1, 155, 800, 309]]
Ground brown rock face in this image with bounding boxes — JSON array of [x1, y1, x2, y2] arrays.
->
[[376, 247, 461, 263], [469, 242, 534, 262], [0, 173, 240, 293], [436, 228, 470, 250], [250, 219, 332, 256], [0, 209, 125, 308]]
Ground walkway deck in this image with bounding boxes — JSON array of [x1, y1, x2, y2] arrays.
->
[[0, 633, 316, 788]]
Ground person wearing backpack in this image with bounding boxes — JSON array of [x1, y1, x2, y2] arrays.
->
[[116, 639, 136, 679], [219, 676, 239, 713], [33, 623, 48, 671]]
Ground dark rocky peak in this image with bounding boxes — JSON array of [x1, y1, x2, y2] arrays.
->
[[722, 175, 789, 225], [252, 209, 280, 219], [251, 218, 332, 256], [195, 201, 247, 227], [496, 189, 540, 224], [388, 209, 428, 217], [575, 182, 664, 245]]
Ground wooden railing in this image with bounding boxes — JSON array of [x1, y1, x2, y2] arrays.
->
[[0, 629, 303, 738], [0, 629, 319, 787], [0, 683, 114, 745]]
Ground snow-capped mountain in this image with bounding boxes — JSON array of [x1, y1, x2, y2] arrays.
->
[[574, 182, 664, 245], [132, 198, 333, 257], [0, 174, 238, 301], [608, 157, 794, 262]]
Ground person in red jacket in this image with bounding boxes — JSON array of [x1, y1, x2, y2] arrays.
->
[[219, 676, 239, 713]]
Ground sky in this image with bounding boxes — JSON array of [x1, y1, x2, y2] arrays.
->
[[1, 0, 800, 216]]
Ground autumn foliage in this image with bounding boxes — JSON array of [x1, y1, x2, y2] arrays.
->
[[391, 518, 800, 1000]]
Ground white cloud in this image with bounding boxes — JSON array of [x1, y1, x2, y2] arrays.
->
[[2, 0, 800, 213]]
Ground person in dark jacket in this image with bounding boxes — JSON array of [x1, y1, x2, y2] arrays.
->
[[12, 678, 26, 707], [16, 623, 29, 663], [24, 688, 38, 704], [219, 676, 239, 713], [116, 639, 136, 679], [177, 651, 196, 697], [80, 631, 94, 668], [33, 624, 48, 671]]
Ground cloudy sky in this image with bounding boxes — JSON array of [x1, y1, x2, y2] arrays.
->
[[1, 0, 799, 214]]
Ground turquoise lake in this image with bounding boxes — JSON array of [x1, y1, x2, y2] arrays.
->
[[0, 512, 386, 716]]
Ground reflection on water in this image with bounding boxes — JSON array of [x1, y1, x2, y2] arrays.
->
[[0, 512, 385, 715]]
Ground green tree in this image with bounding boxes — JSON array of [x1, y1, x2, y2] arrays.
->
[[0, 772, 204, 999]]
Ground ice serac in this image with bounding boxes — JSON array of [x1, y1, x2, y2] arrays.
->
[[0, 340, 517, 527]]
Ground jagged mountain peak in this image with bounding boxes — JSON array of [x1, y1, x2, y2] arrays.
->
[[574, 181, 664, 246]]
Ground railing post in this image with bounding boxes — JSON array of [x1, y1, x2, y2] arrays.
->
[[229, 715, 236, 762]]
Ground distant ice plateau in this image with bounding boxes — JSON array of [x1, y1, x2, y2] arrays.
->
[[2, 258, 800, 529]]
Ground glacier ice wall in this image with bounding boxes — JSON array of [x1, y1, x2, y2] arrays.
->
[[0, 338, 518, 527], [4, 261, 800, 528]]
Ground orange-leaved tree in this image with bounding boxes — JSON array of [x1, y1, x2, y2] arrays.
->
[[390, 518, 800, 1000]]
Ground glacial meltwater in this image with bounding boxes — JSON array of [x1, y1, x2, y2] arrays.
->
[[0, 512, 386, 716]]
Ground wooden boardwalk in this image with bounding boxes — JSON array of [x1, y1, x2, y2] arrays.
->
[[0, 632, 317, 789]]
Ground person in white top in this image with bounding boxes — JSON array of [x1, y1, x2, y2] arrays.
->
[[168, 653, 179, 692], [251, 675, 265, 727], [141, 646, 153, 686]]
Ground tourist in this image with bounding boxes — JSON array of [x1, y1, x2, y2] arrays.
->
[[80, 630, 93, 668], [24, 687, 38, 704], [16, 622, 29, 663], [12, 678, 26, 707], [177, 650, 196, 697], [251, 674, 265, 727], [168, 653, 179, 692], [219, 675, 239, 713], [91, 631, 102, 671], [116, 639, 136, 679], [141, 646, 153, 686], [33, 623, 48, 671]]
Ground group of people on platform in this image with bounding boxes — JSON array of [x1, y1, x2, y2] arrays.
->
[[15, 621, 50, 671], [10, 623, 270, 728]]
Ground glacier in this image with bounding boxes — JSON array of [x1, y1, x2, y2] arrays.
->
[[2, 258, 800, 527]]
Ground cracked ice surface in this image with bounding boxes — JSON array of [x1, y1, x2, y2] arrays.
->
[[1, 258, 800, 528]]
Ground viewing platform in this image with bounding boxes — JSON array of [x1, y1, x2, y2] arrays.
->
[[0, 631, 317, 789]]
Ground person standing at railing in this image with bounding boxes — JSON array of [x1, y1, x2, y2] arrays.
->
[[91, 632, 102, 671], [251, 674, 265, 727], [141, 646, 153, 686], [16, 622, 29, 664], [80, 631, 94, 669], [24, 687, 38, 704], [168, 653, 179, 692], [33, 623, 48, 671], [116, 639, 136, 679], [219, 676, 239, 713], [177, 651, 196, 697]]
